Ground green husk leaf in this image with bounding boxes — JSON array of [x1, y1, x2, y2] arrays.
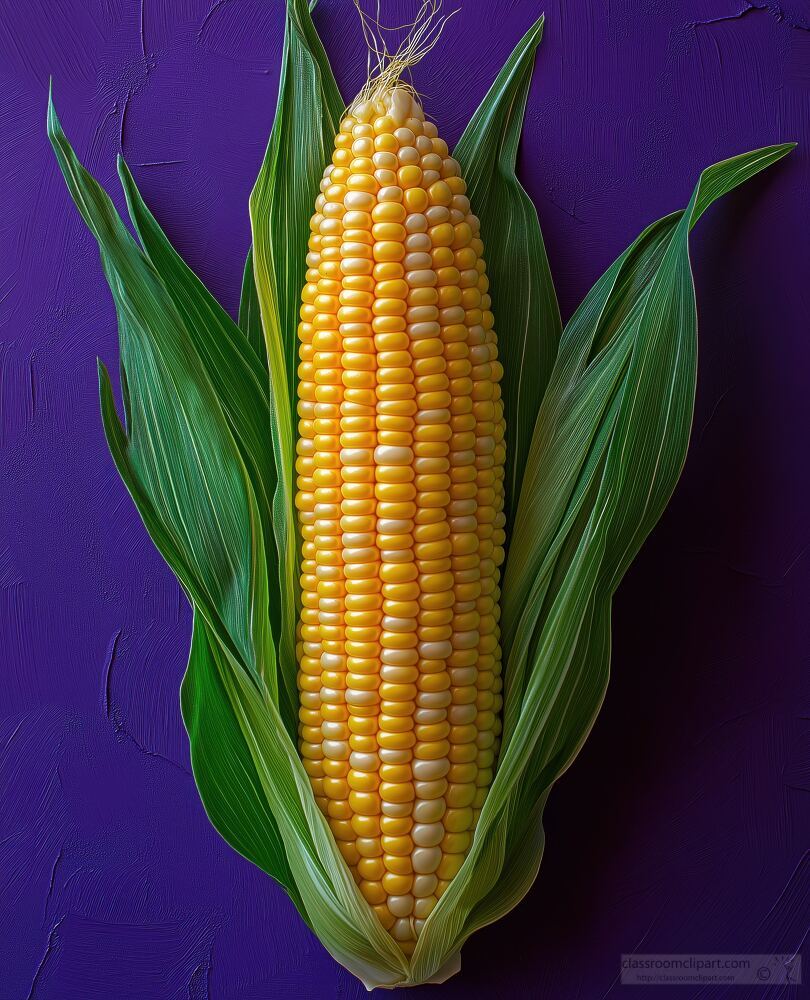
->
[[248, 0, 345, 711], [236, 3, 329, 363], [50, 93, 303, 901], [238, 246, 268, 368], [115, 159, 289, 717], [454, 13, 562, 523], [99, 359, 298, 899], [182, 614, 297, 896], [50, 83, 307, 914], [235, 0, 330, 364], [48, 93, 275, 697]]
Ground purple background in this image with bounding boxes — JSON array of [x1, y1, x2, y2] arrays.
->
[[2, 1, 808, 997]]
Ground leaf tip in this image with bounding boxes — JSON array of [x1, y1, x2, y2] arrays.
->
[[46, 80, 59, 140], [764, 141, 797, 165], [116, 153, 133, 188]]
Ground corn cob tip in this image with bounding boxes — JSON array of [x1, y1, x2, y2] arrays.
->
[[350, 0, 454, 120]]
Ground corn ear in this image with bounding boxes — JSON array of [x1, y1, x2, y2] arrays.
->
[[295, 86, 506, 950]]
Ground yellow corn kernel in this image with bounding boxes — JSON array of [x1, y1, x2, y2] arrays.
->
[[358, 857, 385, 881], [373, 903, 396, 930], [382, 872, 413, 895]]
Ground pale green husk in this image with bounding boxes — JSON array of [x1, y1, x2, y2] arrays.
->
[[48, 0, 793, 988]]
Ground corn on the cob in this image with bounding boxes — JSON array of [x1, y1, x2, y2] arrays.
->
[[295, 85, 505, 952]]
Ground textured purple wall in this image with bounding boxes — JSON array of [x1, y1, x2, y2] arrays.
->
[[2, 1, 808, 997]]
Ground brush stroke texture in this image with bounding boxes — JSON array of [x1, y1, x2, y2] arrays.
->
[[0, 1, 807, 996]]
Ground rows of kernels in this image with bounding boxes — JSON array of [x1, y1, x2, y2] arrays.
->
[[295, 90, 506, 952], [329, 116, 379, 890], [300, 152, 343, 866], [315, 155, 357, 876], [430, 162, 480, 899], [296, 222, 326, 812], [468, 226, 506, 831], [404, 170, 451, 927], [398, 110, 464, 946], [372, 111, 421, 953], [339, 114, 388, 929]]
